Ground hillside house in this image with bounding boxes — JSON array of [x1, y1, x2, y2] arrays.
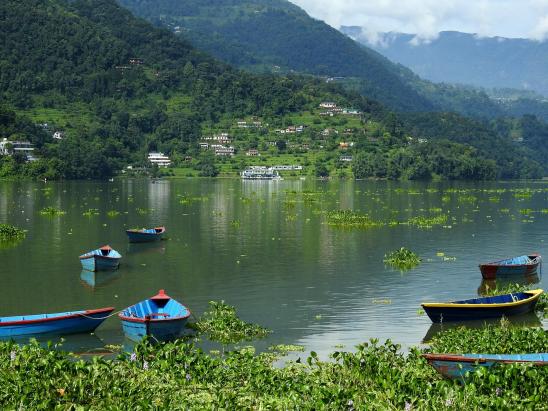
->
[[213, 145, 235, 156], [246, 149, 260, 156], [319, 102, 337, 108], [53, 131, 64, 140], [147, 152, 171, 167], [340, 155, 353, 162], [0, 138, 35, 160]]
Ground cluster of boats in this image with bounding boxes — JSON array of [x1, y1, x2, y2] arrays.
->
[[421, 252, 546, 379], [1, 244, 545, 378], [0, 226, 191, 343]]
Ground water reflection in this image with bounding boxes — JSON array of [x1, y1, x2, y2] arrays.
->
[[80, 270, 121, 289], [477, 273, 541, 295], [422, 313, 543, 343], [126, 242, 166, 255]]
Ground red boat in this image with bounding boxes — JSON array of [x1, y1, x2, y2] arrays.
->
[[479, 253, 541, 280]]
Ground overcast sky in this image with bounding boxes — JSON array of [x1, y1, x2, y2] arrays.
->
[[291, 0, 548, 43]]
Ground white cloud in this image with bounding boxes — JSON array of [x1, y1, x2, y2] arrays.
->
[[290, 0, 548, 42]]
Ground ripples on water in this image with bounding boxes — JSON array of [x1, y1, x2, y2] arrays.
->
[[0, 179, 546, 357]]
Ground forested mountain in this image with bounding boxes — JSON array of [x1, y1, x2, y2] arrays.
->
[[118, 0, 543, 120], [0, 0, 545, 180]]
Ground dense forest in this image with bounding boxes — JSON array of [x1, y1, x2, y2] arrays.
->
[[117, 0, 548, 123], [0, 0, 545, 180]]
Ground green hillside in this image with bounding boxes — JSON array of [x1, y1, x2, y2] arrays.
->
[[0, 0, 544, 180]]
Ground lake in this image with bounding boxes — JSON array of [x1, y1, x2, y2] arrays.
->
[[0, 178, 546, 357]]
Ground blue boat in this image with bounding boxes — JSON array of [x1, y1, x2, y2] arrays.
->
[[126, 227, 165, 243], [423, 353, 548, 379], [79, 245, 121, 271], [479, 253, 541, 279], [0, 307, 114, 338], [118, 290, 191, 342], [421, 289, 543, 323]]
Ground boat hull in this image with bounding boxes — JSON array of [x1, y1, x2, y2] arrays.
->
[[120, 317, 189, 342], [80, 255, 120, 271], [423, 353, 548, 379], [126, 230, 164, 243], [0, 307, 114, 338], [422, 290, 542, 323], [479, 254, 541, 280]]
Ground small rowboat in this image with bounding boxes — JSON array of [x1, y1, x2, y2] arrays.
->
[[119, 289, 190, 342], [423, 353, 548, 379], [79, 245, 121, 271], [479, 253, 541, 279], [0, 307, 114, 338], [421, 289, 543, 323], [126, 227, 165, 243]]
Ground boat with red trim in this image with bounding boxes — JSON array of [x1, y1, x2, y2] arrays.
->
[[0, 307, 114, 338], [79, 245, 121, 271], [479, 253, 541, 279], [423, 353, 548, 379], [118, 289, 190, 342], [126, 227, 166, 243], [421, 289, 543, 323]]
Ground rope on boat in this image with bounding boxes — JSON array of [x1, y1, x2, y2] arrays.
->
[[77, 309, 124, 320]]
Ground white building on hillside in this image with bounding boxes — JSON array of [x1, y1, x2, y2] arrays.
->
[[148, 152, 171, 167], [0, 138, 35, 160]]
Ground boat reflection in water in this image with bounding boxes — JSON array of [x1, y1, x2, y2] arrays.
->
[[126, 241, 166, 255], [477, 273, 540, 295], [80, 270, 120, 289], [422, 312, 542, 343]]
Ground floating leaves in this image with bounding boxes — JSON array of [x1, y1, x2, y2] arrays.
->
[[326, 210, 384, 229], [39, 207, 65, 216], [82, 208, 99, 217]]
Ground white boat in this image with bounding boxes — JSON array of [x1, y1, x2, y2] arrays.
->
[[241, 166, 282, 180]]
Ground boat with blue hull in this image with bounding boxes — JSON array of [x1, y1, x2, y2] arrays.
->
[[479, 253, 541, 280], [423, 353, 548, 379], [79, 245, 121, 271], [0, 307, 114, 338], [119, 290, 191, 342], [126, 227, 165, 243], [421, 289, 543, 323]]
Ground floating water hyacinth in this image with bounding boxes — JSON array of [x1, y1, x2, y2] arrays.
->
[[383, 247, 421, 271], [82, 208, 99, 217], [326, 210, 384, 229], [0, 224, 26, 241], [107, 210, 120, 217], [39, 206, 65, 216]]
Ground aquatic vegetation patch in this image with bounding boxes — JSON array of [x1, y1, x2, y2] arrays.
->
[[326, 210, 384, 229], [383, 247, 421, 270], [136, 207, 153, 215], [268, 344, 305, 353], [0, 224, 26, 241], [194, 301, 271, 345], [39, 207, 65, 216], [405, 214, 448, 229], [1, 323, 548, 408], [106, 210, 120, 217], [82, 208, 99, 217], [429, 320, 547, 354]]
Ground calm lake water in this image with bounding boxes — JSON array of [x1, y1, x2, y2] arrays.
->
[[1, 179, 546, 357]]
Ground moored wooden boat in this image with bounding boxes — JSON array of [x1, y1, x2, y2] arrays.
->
[[126, 227, 165, 243], [79, 245, 121, 271], [421, 289, 543, 323], [0, 307, 114, 338], [423, 353, 548, 379], [479, 253, 541, 279], [118, 289, 190, 342]]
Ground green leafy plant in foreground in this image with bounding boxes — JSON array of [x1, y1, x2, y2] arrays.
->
[[384, 247, 421, 270], [0, 224, 26, 241], [194, 301, 271, 345], [39, 207, 65, 216]]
